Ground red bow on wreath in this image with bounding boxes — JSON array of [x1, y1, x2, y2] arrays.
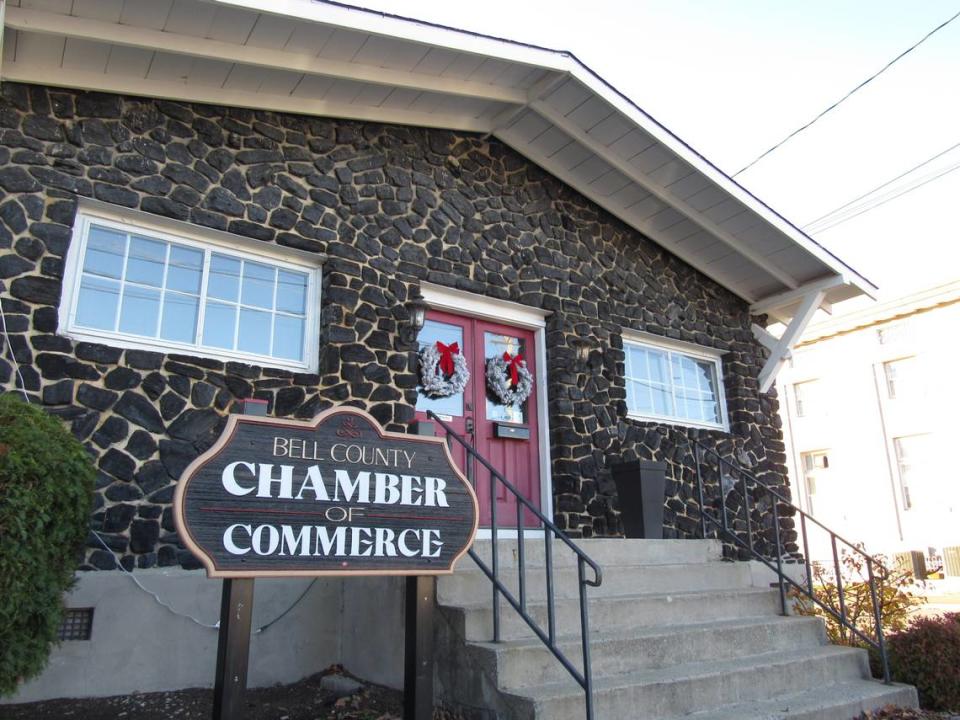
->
[[435, 341, 459, 377], [502, 352, 525, 388]]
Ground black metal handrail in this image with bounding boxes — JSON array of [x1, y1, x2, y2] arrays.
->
[[427, 411, 602, 720], [693, 441, 891, 683]]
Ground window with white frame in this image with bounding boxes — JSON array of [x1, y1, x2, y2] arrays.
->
[[622, 334, 727, 429], [62, 211, 321, 371], [793, 380, 820, 418]]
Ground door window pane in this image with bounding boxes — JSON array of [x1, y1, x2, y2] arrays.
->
[[485, 332, 528, 424], [415, 319, 464, 418]]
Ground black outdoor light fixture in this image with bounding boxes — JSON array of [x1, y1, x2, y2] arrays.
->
[[402, 286, 430, 345], [569, 336, 595, 365]]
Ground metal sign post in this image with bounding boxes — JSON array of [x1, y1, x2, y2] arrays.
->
[[403, 575, 436, 720], [212, 398, 266, 720]]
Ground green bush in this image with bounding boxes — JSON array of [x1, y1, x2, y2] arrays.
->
[[0, 393, 95, 696], [886, 612, 960, 712]]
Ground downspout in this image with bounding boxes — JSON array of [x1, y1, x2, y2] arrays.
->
[[871, 364, 904, 542]]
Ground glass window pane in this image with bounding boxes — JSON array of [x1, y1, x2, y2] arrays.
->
[[485, 331, 527, 424], [238, 308, 271, 355], [75, 275, 120, 330], [161, 293, 199, 344], [118, 285, 160, 337], [203, 301, 236, 349], [651, 384, 673, 416], [84, 225, 126, 279], [276, 270, 308, 314], [167, 246, 203, 295], [273, 315, 305, 361], [126, 236, 166, 287], [241, 261, 275, 309], [208, 254, 240, 301], [415, 319, 464, 417], [648, 349, 668, 385]]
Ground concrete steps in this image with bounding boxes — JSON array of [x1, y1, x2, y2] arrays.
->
[[435, 538, 918, 720]]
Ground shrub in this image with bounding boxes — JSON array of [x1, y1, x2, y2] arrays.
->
[[886, 612, 960, 711], [0, 393, 95, 696], [790, 548, 923, 647]]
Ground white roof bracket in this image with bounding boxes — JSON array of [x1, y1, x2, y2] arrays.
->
[[756, 289, 826, 394]]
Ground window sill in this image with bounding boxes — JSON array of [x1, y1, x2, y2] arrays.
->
[[63, 326, 315, 373], [625, 412, 728, 433]]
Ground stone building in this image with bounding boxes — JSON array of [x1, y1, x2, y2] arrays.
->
[[0, 0, 889, 711]]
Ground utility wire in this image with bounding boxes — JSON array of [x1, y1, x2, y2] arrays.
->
[[732, 7, 960, 178], [805, 157, 960, 233], [803, 140, 960, 229], [806, 160, 960, 233]]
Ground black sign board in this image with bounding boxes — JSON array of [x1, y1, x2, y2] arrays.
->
[[174, 407, 479, 577]]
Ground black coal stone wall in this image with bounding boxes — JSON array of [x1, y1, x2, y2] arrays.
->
[[0, 83, 796, 569]]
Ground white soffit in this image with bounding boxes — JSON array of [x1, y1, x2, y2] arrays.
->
[[0, 0, 877, 320]]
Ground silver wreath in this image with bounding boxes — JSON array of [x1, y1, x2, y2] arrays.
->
[[418, 343, 470, 399], [485, 355, 534, 406]]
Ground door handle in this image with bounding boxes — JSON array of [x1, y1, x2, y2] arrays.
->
[[465, 417, 475, 435]]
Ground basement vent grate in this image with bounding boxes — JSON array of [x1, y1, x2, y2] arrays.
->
[[58, 608, 94, 641]]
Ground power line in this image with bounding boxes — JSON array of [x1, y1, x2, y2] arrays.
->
[[803, 140, 960, 230], [732, 8, 960, 178], [806, 159, 960, 234]]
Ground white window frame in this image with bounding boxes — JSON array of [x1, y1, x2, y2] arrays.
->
[[621, 330, 729, 431], [60, 203, 323, 372]]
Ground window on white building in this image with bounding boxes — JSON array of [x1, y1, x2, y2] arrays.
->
[[793, 380, 819, 418], [622, 334, 727, 430], [61, 210, 321, 371], [800, 450, 829, 515], [883, 356, 920, 400], [894, 435, 930, 511]]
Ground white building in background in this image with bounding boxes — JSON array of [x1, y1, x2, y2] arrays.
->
[[777, 281, 960, 565]]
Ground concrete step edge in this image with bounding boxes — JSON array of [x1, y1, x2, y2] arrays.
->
[[439, 585, 779, 613], [676, 679, 918, 720], [505, 645, 866, 702], [473, 615, 822, 652]]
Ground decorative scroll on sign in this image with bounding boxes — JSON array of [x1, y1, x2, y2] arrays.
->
[[174, 407, 479, 577]]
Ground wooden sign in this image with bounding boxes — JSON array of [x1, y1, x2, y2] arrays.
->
[[173, 407, 479, 577]]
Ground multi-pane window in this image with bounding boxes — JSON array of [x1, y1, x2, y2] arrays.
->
[[894, 435, 930, 511], [883, 357, 919, 400], [793, 380, 819, 418], [623, 337, 726, 429], [63, 214, 320, 370]]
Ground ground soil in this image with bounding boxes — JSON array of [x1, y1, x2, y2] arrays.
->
[[0, 669, 404, 720]]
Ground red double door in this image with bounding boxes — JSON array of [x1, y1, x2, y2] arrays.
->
[[415, 309, 541, 527]]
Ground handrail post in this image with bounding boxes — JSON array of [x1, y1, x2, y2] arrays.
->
[[695, 444, 707, 539], [831, 536, 848, 642], [772, 500, 787, 616], [740, 472, 754, 554], [516, 502, 527, 612], [800, 513, 813, 598], [545, 530, 556, 645], [491, 465, 500, 643], [867, 557, 891, 684], [578, 558, 595, 720]]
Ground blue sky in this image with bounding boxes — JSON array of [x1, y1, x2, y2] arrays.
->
[[361, 1, 960, 301]]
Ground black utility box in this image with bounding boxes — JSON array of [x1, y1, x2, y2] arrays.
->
[[611, 460, 667, 539]]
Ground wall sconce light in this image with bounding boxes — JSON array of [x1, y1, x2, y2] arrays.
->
[[401, 286, 430, 345], [569, 337, 595, 366]]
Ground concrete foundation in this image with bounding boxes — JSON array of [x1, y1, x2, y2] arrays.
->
[[3, 569, 405, 703]]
